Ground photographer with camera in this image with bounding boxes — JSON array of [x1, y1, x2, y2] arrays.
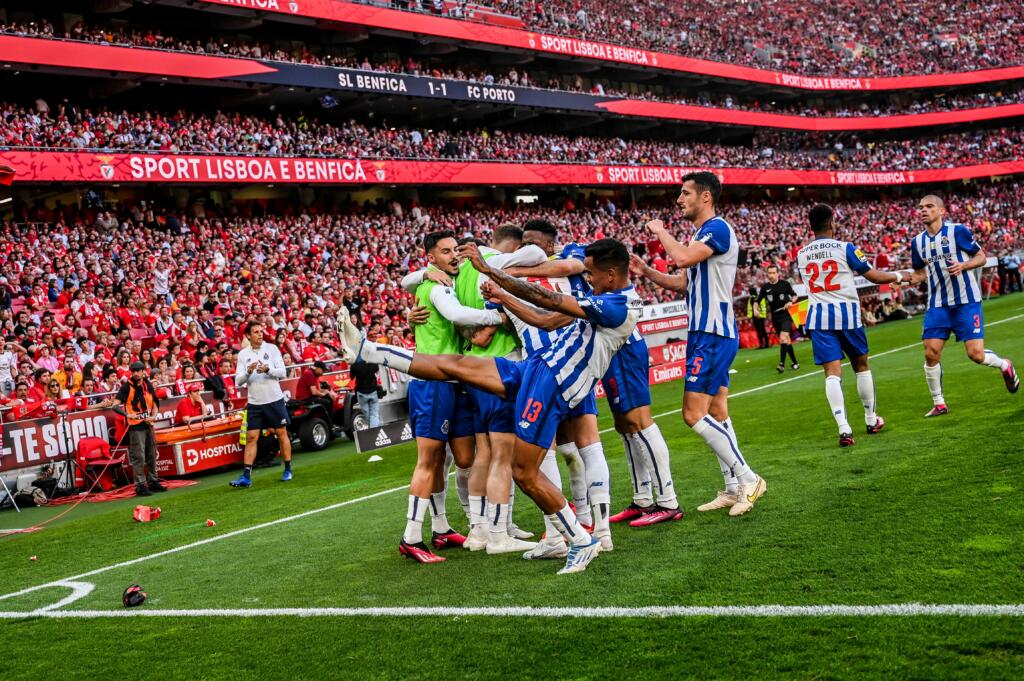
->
[[114, 361, 166, 497]]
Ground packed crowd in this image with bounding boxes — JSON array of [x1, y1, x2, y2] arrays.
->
[[5, 100, 1024, 172], [2, 183, 1020, 417], [390, 0, 1024, 77], [5, 16, 1024, 119]]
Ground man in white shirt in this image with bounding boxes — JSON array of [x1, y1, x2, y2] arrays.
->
[[230, 322, 292, 488], [0, 338, 18, 396]]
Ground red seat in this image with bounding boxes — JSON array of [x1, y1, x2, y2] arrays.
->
[[76, 436, 127, 490]]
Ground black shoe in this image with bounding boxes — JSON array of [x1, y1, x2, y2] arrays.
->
[[135, 484, 153, 497], [791, 362, 800, 370], [776, 363, 785, 374], [148, 481, 167, 492]]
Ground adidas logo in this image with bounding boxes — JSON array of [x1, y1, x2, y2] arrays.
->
[[375, 430, 392, 447], [400, 423, 412, 441]]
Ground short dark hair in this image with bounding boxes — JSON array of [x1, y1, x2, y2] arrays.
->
[[808, 204, 834, 234], [493, 224, 523, 245], [423, 230, 456, 254], [681, 171, 722, 207], [522, 219, 558, 240], [244, 321, 262, 335], [313, 361, 328, 372], [584, 239, 630, 274]]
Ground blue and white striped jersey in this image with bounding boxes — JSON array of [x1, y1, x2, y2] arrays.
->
[[540, 286, 641, 408], [560, 243, 593, 298], [505, 276, 573, 357], [910, 221, 982, 308], [797, 237, 872, 330], [688, 216, 738, 338]]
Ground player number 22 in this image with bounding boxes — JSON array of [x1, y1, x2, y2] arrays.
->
[[805, 260, 841, 293]]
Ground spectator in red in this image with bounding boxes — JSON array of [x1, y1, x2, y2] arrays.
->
[[174, 382, 212, 425], [294, 360, 335, 415]]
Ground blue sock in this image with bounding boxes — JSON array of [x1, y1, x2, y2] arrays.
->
[[243, 465, 253, 479], [284, 460, 292, 472]]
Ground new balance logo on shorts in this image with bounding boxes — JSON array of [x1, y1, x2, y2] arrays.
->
[[519, 420, 532, 430]]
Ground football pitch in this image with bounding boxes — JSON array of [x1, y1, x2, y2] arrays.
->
[[2, 297, 1023, 680]]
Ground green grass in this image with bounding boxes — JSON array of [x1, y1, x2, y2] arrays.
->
[[2, 296, 1023, 680]]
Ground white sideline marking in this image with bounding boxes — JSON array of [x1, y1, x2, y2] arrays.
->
[[1, 603, 1022, 619], [35, 582, 95, 612], [2, 311, 1021, 608], [0, 484, 411, 604]]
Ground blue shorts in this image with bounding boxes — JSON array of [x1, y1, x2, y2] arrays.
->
[[246, 398, 290, 430], [685, 331, 738, 396], [452, 386, 476, 439], [566, 392, 598, 419], [469, 385, 515, 434], [497, 356, 570, 448], [810, 327, 869, 365], [922, 302, 984, 342], [408, 380, 461, 442], [601, 340, 652, 414]]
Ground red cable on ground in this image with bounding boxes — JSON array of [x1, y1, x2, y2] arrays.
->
[[0, 428, 195, 537]]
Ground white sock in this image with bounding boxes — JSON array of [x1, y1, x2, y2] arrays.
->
[[692, 416, 757, 485], [403, 495, 428, 544], [634, 424, 677, 508], [429, 490, 450, 534], [825, 375, 850, 434], [982, 350, 1009, 371], [558, 443, 591, 525], [620, 434, 653, 507], [578, 442, 610, 506], [487, 502, 506, 538], [539, 451, 564, 540], [855, 370, 877, 427], [924, 363, 945, 406], [455, 466, 471, 520], [545, 503, 593, 547], [361, 341, 413, 373], [505, 482, 516, 532], [718, 418, 740, 494], [469, 494, 487, 529], [539, 450, 561, 489]]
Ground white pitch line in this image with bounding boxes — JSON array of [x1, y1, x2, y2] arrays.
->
[[3, 311, 1021, 607], [0, 484, 411, 604], [1, 603, 1022, 619]]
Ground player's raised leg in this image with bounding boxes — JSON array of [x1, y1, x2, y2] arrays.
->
[[965, 338, 1019, 394], [356, 339, 508, 398]]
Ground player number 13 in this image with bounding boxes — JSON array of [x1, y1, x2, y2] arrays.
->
[[805, 260, 841, 293]]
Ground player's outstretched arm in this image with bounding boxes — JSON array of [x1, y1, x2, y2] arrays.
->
[[645, 219, 714, 269], [483, 282, 575, 331], [862, 268, 914, 285], [505, 258, 584, 279], [629, 254, 687, 293]]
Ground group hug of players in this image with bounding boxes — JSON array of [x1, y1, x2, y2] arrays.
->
[[350, 172, 1019, 575]]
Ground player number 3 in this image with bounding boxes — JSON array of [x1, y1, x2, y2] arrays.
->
[[805, 260, 841, 293]]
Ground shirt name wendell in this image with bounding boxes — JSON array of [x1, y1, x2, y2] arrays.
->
[[127, 156, 368, 182]]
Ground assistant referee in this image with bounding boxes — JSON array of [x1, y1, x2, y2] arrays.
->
[[230, 321, 293, 488], [757, 265, 800, 372]]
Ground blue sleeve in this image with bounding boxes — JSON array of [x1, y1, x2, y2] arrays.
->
[[695, 220, 730, 255], [954, 225, 981, 256], [910, 241, 925, 271], [845, 243, 871, 275], [560, 243, 587, 263], [578, 293, 627, 328]]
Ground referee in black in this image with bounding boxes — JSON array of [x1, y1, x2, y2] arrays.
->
[[757, 265, 800, 372]]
